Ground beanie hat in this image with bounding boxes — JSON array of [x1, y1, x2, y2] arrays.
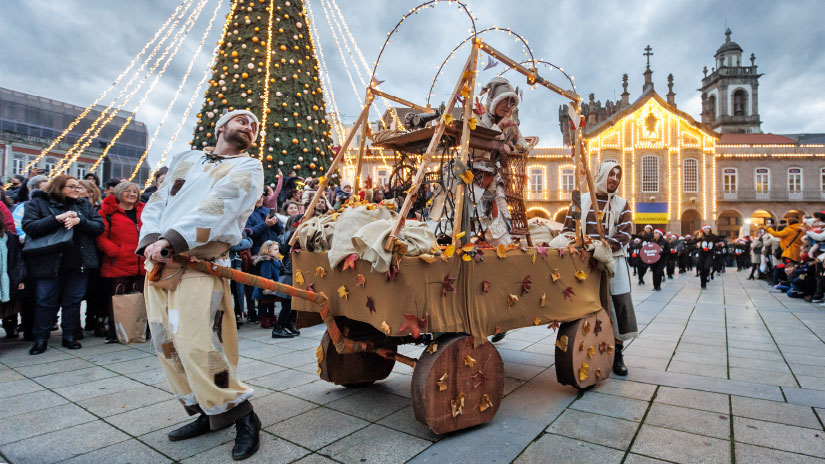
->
[[481, 77, 519, 116], [215, 110, 259, 142]]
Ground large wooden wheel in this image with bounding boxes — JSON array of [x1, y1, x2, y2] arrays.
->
[[411, 333, 504, 434], [555, 308, 614, 389], [316, 319, 397, 388]]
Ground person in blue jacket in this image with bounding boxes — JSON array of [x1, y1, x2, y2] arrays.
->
[[251, 241, 282, 330]]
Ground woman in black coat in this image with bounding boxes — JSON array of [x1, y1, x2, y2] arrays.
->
[[22, 175, 105, 355]]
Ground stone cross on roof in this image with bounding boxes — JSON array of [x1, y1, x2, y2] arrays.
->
[[644, 45, 654, 69]]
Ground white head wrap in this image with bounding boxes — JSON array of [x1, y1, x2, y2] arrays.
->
[[215, 109, 260, 143], [595, 160, 621, 194]]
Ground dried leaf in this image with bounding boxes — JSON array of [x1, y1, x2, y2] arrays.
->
[[418, 254, 437, 263], [478, 393, 493, 412], [481, 280, 491, 293], [426, 342, 439, 354], [558, 248, 566, 258], [462, 254, 472, 262], [574, 270, 588, 281], [464, 354, 477, 368], [342, 253, 358, 271], [533, 317, 541, 326], [563, 286, 575, 301], [522, 275, 532, 295], [399, 313, 427, 338], [607, 345, 615, 354], [473, 249, 485, 263], [442, 274, 457, 296], [594, 319, 603, 336], [444, 245, 456, 257], [567, 245, 579, 256], [337, 285, 349, 301], [461, 242, 475, 253], [316, 345, 324, 366], [536, 246, 548, 259], [315, 266, 326, 278], [496, 244, 508, 259], [555, 335, 568, 352], [578, 341, 584, 352], [532, 253, 536, 264], [380, 321, 391, 335], [540, 293, 546, 307], [547, 320, 560, 332], [436, 373, 448, 391], [595, 368, 602, 380], [598, 341, 608, 354], [294, 270, 305, 287], [451, 392, 465, 417], [355, 273, 367, 288], [468, 117, 478, 130], [582, 320, 591, 336], [508, 294, 519, 306], [471, 370, 487, 389], [366, 297, 376, 314], [442, 113, 454, 125], [579, 362, 590, 381], [459, 170, 474, 185], [551, 269, 561, 282], [587, 346, 595, 359], [385, 262, 399, 281]]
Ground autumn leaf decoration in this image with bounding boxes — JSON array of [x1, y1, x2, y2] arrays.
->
[[342, 253, 358, 271], [522, 275, 532, 295], [540, 293, 546, 307], [337, 285, 349, 301], [471, 370, 487, 389], [479, 394, 493, 412], [496, 244, 508, 259], [555, 335, 568, 352], [385, 261, 399, 281], [598, 341, 608, 353], [563, 286, 575, 302], [294, 270, 305, 287], [481, 280, 491, 293], [355, 274, 366, 288], [551, 269, 561, 282], [594, 319, 603, 336], [579, 362, 590, 381], [464, 355, 476, 368], [366, 297, 376, 314], [582, 320, 591, 336], [398, 313, 427, 339], [380, 321, 391, 335], [507, 294, 519, 306], [574, 270, 588, 281], [442, 274, 457, 296], [536, 246, 548, 260], [315, 266, 326, 278], [547, 320, 560, 332], [444, 245, 456, 257], [473, 249, 485, 263], [436, 373, 448, 391], [451, 392, 465, 417]]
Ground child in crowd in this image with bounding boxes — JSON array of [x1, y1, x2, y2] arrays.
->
[[252, 240, 282, 329]]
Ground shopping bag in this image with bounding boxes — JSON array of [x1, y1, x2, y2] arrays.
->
[[112, 285, 147, 344]]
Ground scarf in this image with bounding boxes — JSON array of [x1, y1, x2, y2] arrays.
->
[[0, 234, 9, 303]]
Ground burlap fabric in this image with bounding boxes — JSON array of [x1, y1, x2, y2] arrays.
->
[[293, 248, 608, 345]]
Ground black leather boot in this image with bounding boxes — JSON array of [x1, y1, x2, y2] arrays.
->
[[613, 343, 628, 376], [61, 339, 82, 350], [286, 320, 300, 336], [232, 411, 261, 460], [271, 324, 294, 338], [168, 414, 211, 442], [29, 341, 48, 355]]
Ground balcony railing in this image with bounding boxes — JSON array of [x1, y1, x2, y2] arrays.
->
[[717, 190, 825, 202]]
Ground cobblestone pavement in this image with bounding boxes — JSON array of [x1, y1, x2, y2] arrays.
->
[[2, 269, 825, 463]]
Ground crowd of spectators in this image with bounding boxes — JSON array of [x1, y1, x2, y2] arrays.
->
[[0, 167, 405, 354]]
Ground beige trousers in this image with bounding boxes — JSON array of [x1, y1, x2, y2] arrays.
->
[[145, 261, 253, 429]]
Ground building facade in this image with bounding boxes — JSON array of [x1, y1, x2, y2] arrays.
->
[[0, 87, 149, 184], [343, 30, 823, 238]]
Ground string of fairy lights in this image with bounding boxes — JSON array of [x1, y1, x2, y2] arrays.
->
[[142, 0, 241, 186], [128, 0, 226, 180], [3, 0, 194, 188], [256, 0, 277, 160], [49, 0, 202, 177], [304, 0, 345, 143], [54, 0, 211, 178]]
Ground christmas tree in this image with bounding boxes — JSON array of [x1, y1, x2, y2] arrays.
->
[[191, 0, 334, 184]]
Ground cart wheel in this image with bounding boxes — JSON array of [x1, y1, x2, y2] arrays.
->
[[411, 334, 504, 434], [317, 331, 395, 387], [555, 309, 614, 389]]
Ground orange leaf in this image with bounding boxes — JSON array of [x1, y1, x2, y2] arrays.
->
[[574, 270, 588, 281], [551, 269, 561, 282], [342, 253, 358, 271], [355, 274, 366, 288], [444, 245, 456, 257], [496, 244, 508, 259], [315, 267, 326, 278]]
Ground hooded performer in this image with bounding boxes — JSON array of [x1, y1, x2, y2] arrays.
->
[[138, 110, 265, 460], [562, 160, 637, 375]]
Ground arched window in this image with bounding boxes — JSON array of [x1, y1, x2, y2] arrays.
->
[[641, 155, 659, 193], [733, 89, 748, 116], [683, 158, 698, 193], [707, 95, 717, 118]]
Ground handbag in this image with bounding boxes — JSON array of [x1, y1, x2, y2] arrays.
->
[[112, 283, 147, 344], [22, 207, 74, 255]]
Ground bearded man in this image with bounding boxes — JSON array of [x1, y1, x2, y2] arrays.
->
[[138, 110, 264, 460], [563, 161, 637, 375]]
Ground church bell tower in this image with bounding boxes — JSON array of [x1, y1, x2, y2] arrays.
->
[[699, 28, 763, 133]]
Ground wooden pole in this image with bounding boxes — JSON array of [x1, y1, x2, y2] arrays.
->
[[478, 41, 580, 102], [369, 88, 431, 113], [353, 89, 371, 196], [382, 47, 478, 251], [450, 41, 479, 246], [289, 96, 373, 245]]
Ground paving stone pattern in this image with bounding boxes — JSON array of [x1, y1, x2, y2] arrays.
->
[[2, 270, 825, 462]]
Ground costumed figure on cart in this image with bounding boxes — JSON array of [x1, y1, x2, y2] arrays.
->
[[563, 161, 637, 375], [138, 110, 265, 461], [471, 77, 532, 246]]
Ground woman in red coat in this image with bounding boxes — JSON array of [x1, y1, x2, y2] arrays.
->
[[96, 182, 145, 343]]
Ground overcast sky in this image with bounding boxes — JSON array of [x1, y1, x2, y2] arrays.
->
[[2, 0, 823, 168]]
